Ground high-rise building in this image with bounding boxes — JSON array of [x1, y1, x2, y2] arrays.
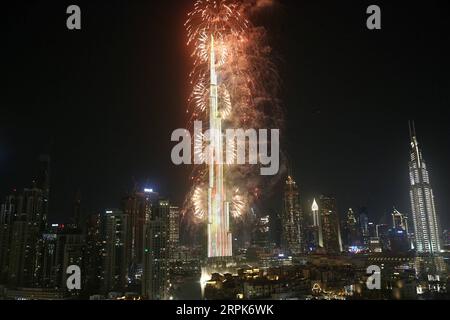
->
[[252, 215, 270, 248], [168, 206, 180, 259], [1, 187, 48, 287], [389, 208, 411, 253], [368, 222, 377, 238], [40, 224, 84, 291], [7, 219, 29, 286], [308, 199, 323, 251], [72, 191, 82, 229], [376, 224, 390, 251], [40, 231, 57, 288], [84, 213, 103, 294], [358, 207, 370, 246], [60, 233, 85, 291], [343, 208, 361, 251], [102, 209, 130, 293], [408, 121, 441, 253], [281, 176, 304, 255], [142, 200, 170, 299], [122, 188, 159, 285], [389, 229, 410, 253], [0, 155, 51, 288], [0, 194, 16, 283], [443, 230, 450, 251], [319, 195, 342, 254], [36, 154, 50, 230], [207, 36, 232, 258], [366, 220, 382, 252]]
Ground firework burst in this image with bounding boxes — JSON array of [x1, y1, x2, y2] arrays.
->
[[183, 0, 284, 228]]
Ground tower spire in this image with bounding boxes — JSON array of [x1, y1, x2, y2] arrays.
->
[[408, 120, 417, 141]]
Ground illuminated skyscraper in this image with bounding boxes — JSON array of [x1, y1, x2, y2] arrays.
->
[[310, 199, 323, 249], [207, 36, 232, 258], [408, 121, 441, 253], [281, 176, 304, 254], [168, 206, 180, 259]]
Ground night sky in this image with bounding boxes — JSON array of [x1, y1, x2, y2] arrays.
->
[[2, 1, 450, 229]]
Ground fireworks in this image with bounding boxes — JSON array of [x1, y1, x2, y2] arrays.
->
[[183, 0, 284, 238], [192, 186, 206, 220]]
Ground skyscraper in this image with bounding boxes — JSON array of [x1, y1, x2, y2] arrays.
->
[[142, 200, 170, 299], [122, 188, 158, 285], [310, 199, 323, 250], [59, 232, 85, 291], [168, 206, 180, 259], [84, 213, 103, 294], [3, 186, 48, 287], [102, 209, 130, 293], [408, 121, 441, 253], [343, 208, 361, 250], [40, 231, 57, 288], [319, 195, 342, 254], [72, 191, 81, 229], [389, 208, 411, 253], [376, 224, 390, 252], [0, 194, 16, 283], [281, 176, 304, 255], [0, 156, 51, 288], [207, 36, 232, 258], [36, 154, 50, 230], [392, 208, 409, 233], [252, 215, 270, 248], [358, 207, 370, 246]]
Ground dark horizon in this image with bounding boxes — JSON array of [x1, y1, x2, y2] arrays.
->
[[2, 0, 450, 229]]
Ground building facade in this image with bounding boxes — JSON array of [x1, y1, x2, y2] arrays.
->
[[408, 121, 441, 253], [281, 176, 304, 255], [319, 195, 342, 254]]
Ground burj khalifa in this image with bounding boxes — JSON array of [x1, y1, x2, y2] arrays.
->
[[207, 36, 232, 258]]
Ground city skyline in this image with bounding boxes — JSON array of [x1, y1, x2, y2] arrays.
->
[[0, 121, 448, 232], [1, 122, 447, 245], [1, 0, 450, 302]]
